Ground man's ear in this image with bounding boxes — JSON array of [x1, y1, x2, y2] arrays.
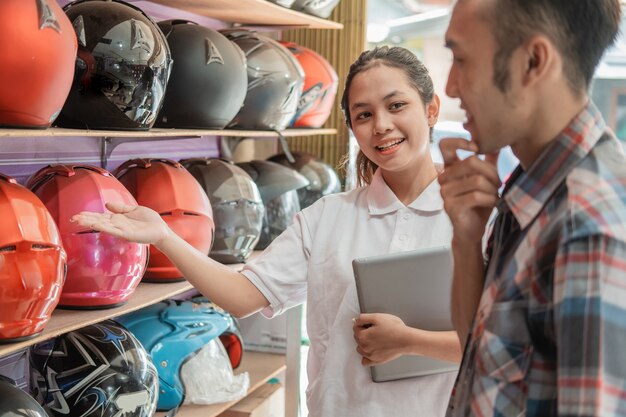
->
[[427, 94, 441, 127], [521, 35, 554, 87]]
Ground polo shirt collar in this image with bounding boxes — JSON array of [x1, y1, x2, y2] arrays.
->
[[503, 101, 607, 229], [367, 168, 444, 215]]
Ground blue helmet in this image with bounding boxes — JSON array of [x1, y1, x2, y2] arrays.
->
[[116, 299, 232, 410]]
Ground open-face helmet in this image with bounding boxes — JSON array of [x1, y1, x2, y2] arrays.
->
[[0, 0, 77, 128], [268, 152, 341, 209], [0, 174, 66, 342], [280, 42, 338, 128], [236, 160, 309, 249], [155, 20, 247, 129], [116, 299, 235, 410], [221, 29, 304, 130], [30, 320, 158, 417], [114, 159, 214, 281], [56, 0, 171, 130], [181, 158, 264, 264], [27, 165, 147, 309]]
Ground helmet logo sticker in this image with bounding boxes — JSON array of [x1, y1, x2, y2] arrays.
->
[[72, 15, 87, 47], [36, 0, 61, 32], [297, 82, 323, 116], [130, 19, 153, 54], [205, 38, 225, 66], [114, 391, 151, 414]]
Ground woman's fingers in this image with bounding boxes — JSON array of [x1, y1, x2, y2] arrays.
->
[[105, 201, 137, 214]]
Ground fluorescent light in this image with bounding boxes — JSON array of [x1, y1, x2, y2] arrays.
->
[[387, 8, 450, 28], [367, 23, 390, 43]]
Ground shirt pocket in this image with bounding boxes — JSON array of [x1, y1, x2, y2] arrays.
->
[[474, 300, 533, 415]]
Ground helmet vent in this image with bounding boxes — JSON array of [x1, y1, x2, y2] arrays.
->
[[32, 244, 55, 250], [0, 245, 16, 253]]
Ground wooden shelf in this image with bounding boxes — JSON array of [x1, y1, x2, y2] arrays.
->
[[0, 127, 337, 138], [148, 0, 343, 29], [157, 351, 286, 417], [0, 251, 262, 357]]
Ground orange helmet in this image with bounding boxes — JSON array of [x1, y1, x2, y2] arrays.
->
[[27, 165, 148, 309], [114, 159, 215, 282], [0, 173, 66, 341], [0, 0, 77, 128], [280, 42, 338, 128]]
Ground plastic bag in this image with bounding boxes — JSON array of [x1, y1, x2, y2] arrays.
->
[[181, 338, 250, 405]]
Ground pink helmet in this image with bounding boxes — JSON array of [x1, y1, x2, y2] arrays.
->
[[114, 159, 214, 282], [27, 165, 148, 309], [0, 173, 66, 341]]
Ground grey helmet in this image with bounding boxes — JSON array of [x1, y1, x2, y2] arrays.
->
[[267, 0, 296, 7], [56, 0, 171, 130], [291, 0, 341, 19], [236, 160, 309, 249], [155, 20, 247, 129], [220, 29, 304, 130], [181, 158, 264, 264], [0, 377, 49, 417], [268, 152, 341, 209]]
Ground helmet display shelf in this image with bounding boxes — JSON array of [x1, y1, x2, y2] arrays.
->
[[0, 1, 344, 417]]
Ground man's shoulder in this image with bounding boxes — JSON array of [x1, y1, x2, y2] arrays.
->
[[564, 133, 626, 241]]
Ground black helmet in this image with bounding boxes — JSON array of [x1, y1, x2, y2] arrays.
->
[[236, 160, 309, 249], [55, 0, 171, 130], [268, 152, 341, 209], [220, 29, 304, 130], [291, 0, 341, 18], [155, 20, 247, 129], [30, 320, 159, 417], [0, 377, 49, 417], [181, 158, 264, 264]]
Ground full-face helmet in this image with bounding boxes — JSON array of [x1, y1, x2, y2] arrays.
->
[[236, 160, 309, 249], [30, 320, 158, 417], [0, 376, 49, 417], [0, 174, 66, 342], [56, 0, 171, 130], [116, 299, 235, 410], [268, 152, 341, 209], [291, 0, 341, 19], [0, 0, 77, 128], [27, 165, 148, 309], [181, 158, 264, 264], [280, 42, 338, 128], [221, 29, 304, 130], [155, 20, 247, 129], [114, 159, 215, 281]]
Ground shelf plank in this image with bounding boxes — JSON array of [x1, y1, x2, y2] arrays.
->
[[159, 351, 286, 417], [0, 251, 262, 357], [148, 0, 343, 29], [0, 127, 337, 138]]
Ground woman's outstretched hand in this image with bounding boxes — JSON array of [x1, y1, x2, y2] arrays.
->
[[71, 201, 170, 245]]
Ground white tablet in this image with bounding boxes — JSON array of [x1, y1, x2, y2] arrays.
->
[[352, 246, 459, 382]]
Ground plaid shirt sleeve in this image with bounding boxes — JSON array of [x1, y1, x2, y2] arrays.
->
[[555, 233, 626, 416]]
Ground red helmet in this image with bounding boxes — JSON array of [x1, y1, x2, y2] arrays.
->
[[280, 42, 338, 128], [27, 165, 148, 309], [0, 174, 66, 341], [0, 0, 77, 128], [114, 159, 215, 282]]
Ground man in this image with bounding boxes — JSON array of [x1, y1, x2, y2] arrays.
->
[[438, 0, 626, 415]]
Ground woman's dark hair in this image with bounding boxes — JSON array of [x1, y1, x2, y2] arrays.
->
[[339, 46, 435, 186]]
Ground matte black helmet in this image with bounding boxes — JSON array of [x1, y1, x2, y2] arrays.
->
[[268, 152, 341, 209], [56, 0, 171, 130], [155, 20, 247, 129], [181, 158, 264, 264], [291, 0, 341, 19], [30, 320, 158, 417], [236, 160, 309, 249], [0, 377, 49, 417], [220, 29, 304, 130]]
